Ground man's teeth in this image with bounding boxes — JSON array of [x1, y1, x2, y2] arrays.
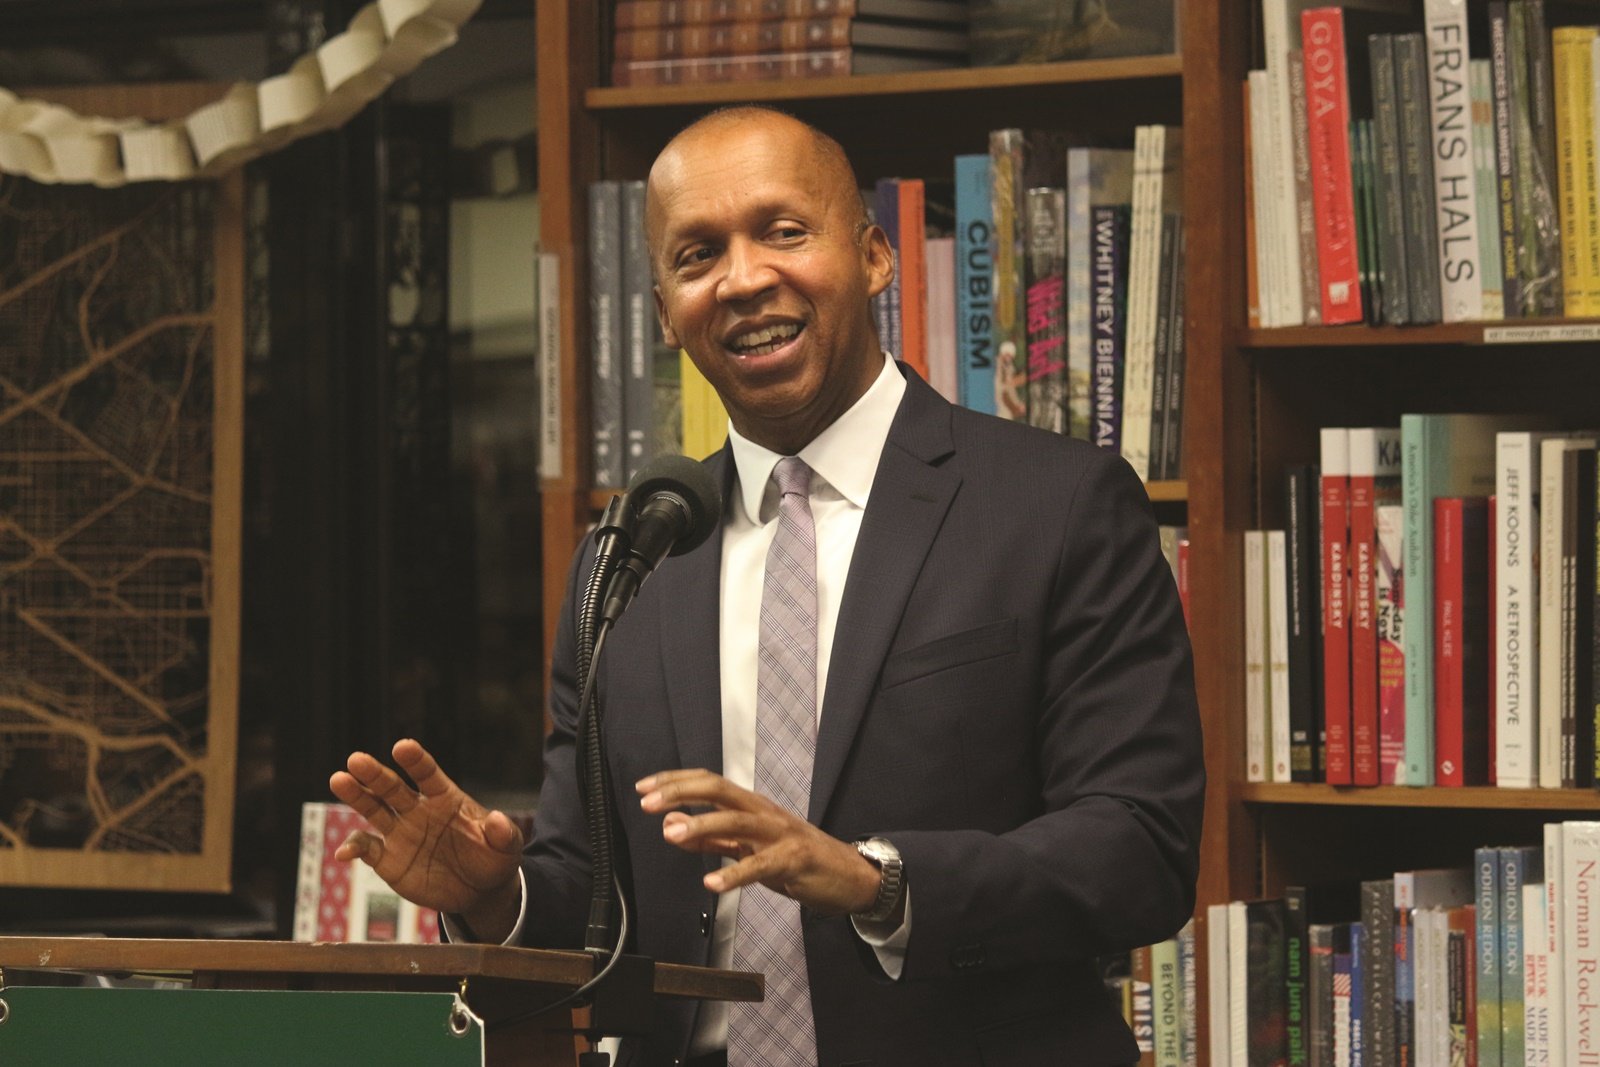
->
[[733, 323, 800, 354]]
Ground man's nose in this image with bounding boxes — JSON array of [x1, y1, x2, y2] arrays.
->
[[716, 237, 778, 302]]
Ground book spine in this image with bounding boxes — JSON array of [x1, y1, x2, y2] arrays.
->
[[536, 249, 563, 480], [614, 0, 848, 29], [1564, 822, 1600, 1063], [1545, 822, 1568, 1066], [1311, 922, 1336, 1067], [955, 154, 996, 416], [1322, 427, 1354, 784], [1024, 186, 1067, 434], [1289, 47, 1325, 326], [1245, 75, 1265, 328], [1289, 464, 1325, 781], [1264, 0, 1307, 326], [1524, 880, 1552, 1067], [990, 129, 1026, 421], [1179, 919, 1198, 1067], [1519, 0, 1565, 316], [1160, 229, 1186, 480], [1395, 900, 1416, 1067], [622, 180, 651, 482], [1287, 886, 1313, 1066], [1472, 59, 1506, 320], [1121, 125, 1160, 479], [1302, 10, 1363, 324], [1573, 449, 1598, 787], [1131, 943, 1156, 1065], [1350, 921, 1367, 1067], [1496, 432, 1540, 788], [292, 802, 326, 942], [924, 236, 957, 402], [1476, 846, 1503, 1067], [875, 178, 904, 362], [1552, 28, 1589, 316], [1435, 497, 1470, 786], [1447, 909, 1472, 1067], [1349, 428, 1400, 785], [1354, 119, 1382, 325], [1091, 204, 1129, 455], [589, 180, 624, 488], [1269, 528, 1293, 783], [1423, 0, 1483, 323], [1153, 937, 1181, 1067], [1334, 927, 1355, 1067], [1455, 497, 1492, 785], [1147, 212, 1178, 479], [1401, 415, 1436, 786], [1361, 880, 1396, 1067], [1376, 503, 1406, 785], [1369, 34, 1412, 325], [1396, 33, 1444, 325], [1210, 904, 1234, 1067], [1489, 3, 1523, 318], [1246, 529, 1270, 783], [898, 177, 929, 381], [1066, 149, 1091, 436], [1251, 900, 1291, 1067], [1502, 846, 1544, 1067]]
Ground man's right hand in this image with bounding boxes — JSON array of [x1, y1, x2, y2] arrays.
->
[[329, 739, 524, 942]]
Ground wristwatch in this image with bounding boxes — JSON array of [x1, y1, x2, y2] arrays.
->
[[852, 837, 905, 924]]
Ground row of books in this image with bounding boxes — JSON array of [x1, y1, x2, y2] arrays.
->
[[1105, 919, 1199, 1067], [585, 122, 1190, 485], [607, 0, 971, 86], [1207, 823, 1600, 1067], [1243, 415, 1600, 790], [1247, 0, 1600, 328]]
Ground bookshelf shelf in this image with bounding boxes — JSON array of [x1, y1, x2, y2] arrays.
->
[[585, 54, 1185, 111], [1239, 316, 1600, 349], [1239, 782, 1600, 812], [590, 480, 1187, 513]]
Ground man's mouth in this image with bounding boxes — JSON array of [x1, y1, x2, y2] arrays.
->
[[728, 322, 803, 356]]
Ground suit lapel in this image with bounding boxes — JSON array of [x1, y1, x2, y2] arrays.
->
[[659, 446, 734, 780], [809, 371, 959, 824]]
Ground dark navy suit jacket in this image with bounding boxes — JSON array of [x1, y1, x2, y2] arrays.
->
[[516, 366, 1205, 1066]]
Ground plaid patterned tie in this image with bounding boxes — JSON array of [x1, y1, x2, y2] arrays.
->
[[729, 456, 819, 1067]]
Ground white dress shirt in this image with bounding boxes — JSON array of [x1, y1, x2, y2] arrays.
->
[[690, 352, 910, 1055]]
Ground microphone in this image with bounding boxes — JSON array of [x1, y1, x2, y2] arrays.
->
[[601, 454, 721, 624]]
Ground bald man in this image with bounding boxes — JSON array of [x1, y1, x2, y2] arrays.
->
[[333, 106, 1204, 1067]]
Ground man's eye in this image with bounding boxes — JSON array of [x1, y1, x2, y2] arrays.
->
[[770, 227, 805, 241], [680, 247, 717, 267]]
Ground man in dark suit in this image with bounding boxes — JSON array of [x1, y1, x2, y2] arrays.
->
[[332, 106, 1204, 1067]]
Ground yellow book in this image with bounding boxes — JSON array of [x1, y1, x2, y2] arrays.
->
[[1552, 27, 1599, 315], [678, 350, 727, 460]]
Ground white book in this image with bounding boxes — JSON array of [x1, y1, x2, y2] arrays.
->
[[1245, 530, 1270, 783], [1262, 0, 1306, 326], [1563, 822, 1600, 1062], [924, 236, 959, 404], [1247, 69, 1280, 327], [1208, 903, 1233, 1067], [1422, 0, 1483, 322], [1496, 432, 1557, 786], [1268, 529, 1293, 782], [1415, 907, 1437, 1067], [1525, 880, 1552, 1067], [1228, 900, 1250, 1067], [1545, 822, 1567, 1065], [1538, 439, 1597, 787], [537, 249, 563, 480], [1121, 125, 1173, 480]]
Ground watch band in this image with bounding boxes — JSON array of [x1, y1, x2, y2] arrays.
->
[[853, 837, 904, 924]]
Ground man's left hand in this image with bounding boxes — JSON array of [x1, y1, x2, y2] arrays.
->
[[638, 769, 879, 916]]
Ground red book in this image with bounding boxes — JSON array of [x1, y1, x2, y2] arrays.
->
[[1300, 8, 1365, 325], [897, 178, 929, 379], [1321, 427, 1352, 784], [1177, 534, 1192, 628], [1434, 497, 1491, 787], [1347, 428, 1401, 785]]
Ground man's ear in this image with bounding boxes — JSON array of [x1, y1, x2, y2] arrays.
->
[[653, 285, 679, 348], [862, 224, 895, 300]]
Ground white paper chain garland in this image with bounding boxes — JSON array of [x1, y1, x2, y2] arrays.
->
[[0, 0, 482, 186]]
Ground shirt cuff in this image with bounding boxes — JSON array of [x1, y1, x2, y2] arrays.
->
[[438, 868, 529, 946], [849, 884, 911, 980]]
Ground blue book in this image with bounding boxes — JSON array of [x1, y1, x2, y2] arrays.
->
[[1349, 921, 1366, 1067], [1090, 203, 1130, 455], [1400, 414, 1542, 783], [874, 178, 904, 360], [954, 154, 995, 415], [1475, 845, 1502, 1067], [1501, 845, 1543, 1067]]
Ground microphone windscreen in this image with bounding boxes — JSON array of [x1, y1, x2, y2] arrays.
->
[[625, 454, 723, 555]]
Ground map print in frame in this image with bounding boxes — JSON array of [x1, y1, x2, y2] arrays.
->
[[0, 170, 243, 892]]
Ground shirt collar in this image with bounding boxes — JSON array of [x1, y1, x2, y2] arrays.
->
[[727, 353, 906, 524]]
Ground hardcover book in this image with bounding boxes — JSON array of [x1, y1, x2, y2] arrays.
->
[[1300, 7, 1365, 324], [990, 128, 1027, 422], [614, 0, 973, 29], [1121, 124, 1182, 482], [1068, 148, 1134, 438], [1024, 186, 1068, 434], [1349, 427, 1402, 785], [1321, 427, 1353, 784], [1422, 0, 1483, 323], [1500, 845, 1543, 1067], [589, 180, 625, 488], [1433, 496, 1490, 787], [1091, 203, 1131, 455], [622, 180, 652, 482], [1376, 502, 1405, 784], [1395, 33, 1444, 324], [955, 153, 997, 416], [1368, 33, 1413, 325], [1287, 464, 1325, 781]]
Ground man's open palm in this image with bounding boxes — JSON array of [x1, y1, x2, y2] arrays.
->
[[329, 739, 524, 917]]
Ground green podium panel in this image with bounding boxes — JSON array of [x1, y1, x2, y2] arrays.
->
[[0, 987, 485, 1066]]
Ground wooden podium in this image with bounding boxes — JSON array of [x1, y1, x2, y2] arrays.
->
[[0, 936, 761, 1066]]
